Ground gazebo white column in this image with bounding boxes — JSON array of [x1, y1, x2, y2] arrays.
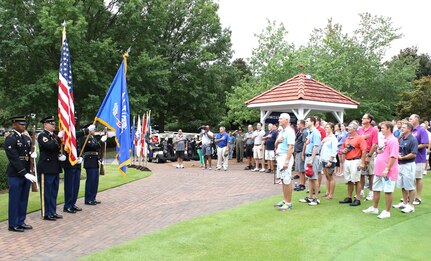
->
[[260, 110, 272, 130], [291, 108, 311, 120], [332, 111, 344, 123]]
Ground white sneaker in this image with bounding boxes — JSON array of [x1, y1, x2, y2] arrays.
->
[[252, 168, 259, 172], [176, 164, 180, 168], [365, 191, 373, 201], [392, 202, 407, 209], [259, 168, 266, 172], [362, 207, 379, 214], [180, 164, 184, 168], [377, 210, 391, 219], [401, 204, 415, 213], [360, 190, 364, 198]]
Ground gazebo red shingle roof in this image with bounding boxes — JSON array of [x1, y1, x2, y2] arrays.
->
[[245, 73, 360, 106]]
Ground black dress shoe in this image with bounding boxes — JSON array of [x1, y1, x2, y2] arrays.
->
[[18, 224, 33, 230], [63, 208, 77, 214], [43, 216, 56, 221], [85, 201, 97, 205], [8, 226, 25, 232], [339, 197, 353, 204], [94, 200, 101, 204], [54, 213, 63, 219], [72, 206, 82, 211], [349, 199, 361, 206]]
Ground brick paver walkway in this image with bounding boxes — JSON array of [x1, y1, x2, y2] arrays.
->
[[0, 160, 281, 260]]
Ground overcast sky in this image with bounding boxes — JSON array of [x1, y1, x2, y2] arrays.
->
[[217, 0, 430, 60]]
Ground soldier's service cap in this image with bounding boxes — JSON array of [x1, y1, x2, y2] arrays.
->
[[10, 115, 27, 125], [40, 115, 55, 124]]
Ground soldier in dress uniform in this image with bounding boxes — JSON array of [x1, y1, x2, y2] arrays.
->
[[4, 115, 38, 232], [61, 119, 96, 213], [37, 116, 65, 221], [80, 124, 107, 205]]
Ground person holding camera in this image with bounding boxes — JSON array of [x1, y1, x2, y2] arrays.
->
[[200, 125, 213, 170], [339, 121, 367, 207]]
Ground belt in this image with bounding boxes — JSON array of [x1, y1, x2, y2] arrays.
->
[[305, 154, 319, 157], [254, 144, 261, 146], [346, 157, 361, 160], [218, 146, 226, 148], [83, 152, 99, 156]]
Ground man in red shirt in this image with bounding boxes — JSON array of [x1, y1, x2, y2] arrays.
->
[[339, 121, 367, 206], [315, 116, 326, 192], [358, 113, 378, 201]]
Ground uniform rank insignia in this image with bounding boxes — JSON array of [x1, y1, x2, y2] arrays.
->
[[43, 137, 49, 142]]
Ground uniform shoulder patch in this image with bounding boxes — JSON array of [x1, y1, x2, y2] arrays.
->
[[42, 137, 49, 142]]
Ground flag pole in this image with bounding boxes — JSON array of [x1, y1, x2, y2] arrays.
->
[[79, 47, 131, 158]]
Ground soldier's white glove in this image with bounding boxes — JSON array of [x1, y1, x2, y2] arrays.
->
[[184, 151, 188, 156], [24, 173, 37, 183], [30, 151, 37, 159], [77, 157, 83, 164], [100, 135, 107, 142], [58, 154, 66, 161], [88, 124, 96, 132], [57, 130, 65, 138]]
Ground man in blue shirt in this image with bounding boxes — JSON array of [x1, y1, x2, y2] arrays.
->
[[215, 126, 230, 171], [299, 117, 321, 206], [274, 113, 296, 211], [263, 123, 278, 173]]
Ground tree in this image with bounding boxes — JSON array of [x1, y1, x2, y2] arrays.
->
[[391, 47, 431, 79], [397, 76, 431, 119], [0, 0, 237, 131]]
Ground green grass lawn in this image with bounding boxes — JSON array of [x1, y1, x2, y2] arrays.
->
[[83, 175, 431, 261], [0, 165, 150, 221]]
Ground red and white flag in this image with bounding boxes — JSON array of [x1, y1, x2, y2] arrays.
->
[[58, 24, 77, 165]]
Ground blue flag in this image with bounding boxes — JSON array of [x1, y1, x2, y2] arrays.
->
[[95, 59, 131, 176]]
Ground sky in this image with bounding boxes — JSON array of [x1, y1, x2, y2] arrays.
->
[[217, 0, 430, 60]]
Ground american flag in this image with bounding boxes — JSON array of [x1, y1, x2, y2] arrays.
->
[[58, 26, 77, 165]]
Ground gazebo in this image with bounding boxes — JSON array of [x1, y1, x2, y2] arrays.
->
[[245, 73, 360, 124]]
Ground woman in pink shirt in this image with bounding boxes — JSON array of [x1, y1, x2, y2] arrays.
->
[[362, 121, 399, 219]]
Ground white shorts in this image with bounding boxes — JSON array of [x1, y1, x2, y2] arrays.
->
[[276, 153, 294, 184], [397, 162, 416, 190], [265, 150, 275, 161], [253, 144, 264, 159], [373, 175, 396, 193], [415, 163, 426, 179], [344, 159, 361, 183]]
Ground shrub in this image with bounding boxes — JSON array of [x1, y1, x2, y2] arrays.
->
[[0, 150, 8, 190]]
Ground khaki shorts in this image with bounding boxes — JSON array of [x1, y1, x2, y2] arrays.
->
[[304, 156, 320, 180], [265, 150, 275, 161], [253, 144, 264, 159], [362, 153, 375, 175], [344, 159, 361, 183], [276, 153, 294, 184], [415, 163, 426, 179]]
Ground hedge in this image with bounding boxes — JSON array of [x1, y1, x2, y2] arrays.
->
[[0, 150, 8, 190]]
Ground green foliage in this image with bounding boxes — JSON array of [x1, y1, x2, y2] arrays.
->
[[0, 0, 236, 131], [0, 150, 8, 190], [397, 76, 431, 119], [224, 13, 417, 124]]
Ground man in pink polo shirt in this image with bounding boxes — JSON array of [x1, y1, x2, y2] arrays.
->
[[358, 113, 378, 201], [362, 121, 399, 219]]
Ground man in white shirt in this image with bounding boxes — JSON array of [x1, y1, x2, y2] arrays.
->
[[252, 122, 266, 172], [200, 125, 214, 170]]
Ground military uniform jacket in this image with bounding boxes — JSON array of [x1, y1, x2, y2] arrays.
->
[[4, 131, 32, 177], [62, 129, 88, 169], [81, 135, 101, 169], [37, 130, 62, 174]]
